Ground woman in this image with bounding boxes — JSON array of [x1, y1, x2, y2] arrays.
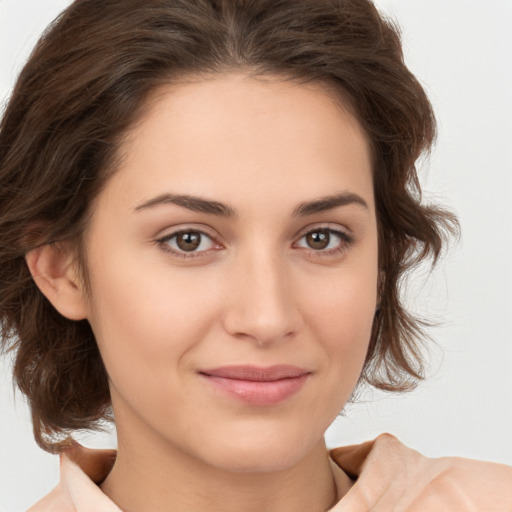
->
[[1, 0, 511, 510]]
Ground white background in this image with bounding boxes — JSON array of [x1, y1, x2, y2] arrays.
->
[[1, 1, 511, 510]]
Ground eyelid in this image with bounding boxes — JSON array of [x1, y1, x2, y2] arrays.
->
[[156, 225, 219, 242], [155, 226, 223, 258], [294, 222, 352, 240], [155, 223, 354, 260], [293, 224, 355, 256]]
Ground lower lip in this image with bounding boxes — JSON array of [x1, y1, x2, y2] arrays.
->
[[200, 374, 310, 406]]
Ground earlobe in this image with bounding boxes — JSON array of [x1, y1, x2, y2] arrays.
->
[[25, 243, 88, 321]]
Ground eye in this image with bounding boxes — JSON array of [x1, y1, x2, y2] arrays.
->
[[157, 229, 221, 258], [295, 227, 353, 256]]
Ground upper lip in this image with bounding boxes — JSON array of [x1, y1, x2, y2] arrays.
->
[[199, 365, 311, 382]]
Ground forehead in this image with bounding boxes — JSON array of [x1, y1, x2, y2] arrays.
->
[[100, 71, 374, 217]]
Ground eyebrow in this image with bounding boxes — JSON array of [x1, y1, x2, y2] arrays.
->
[[292, 192, 368, 217], [133, 191, 368, 217]]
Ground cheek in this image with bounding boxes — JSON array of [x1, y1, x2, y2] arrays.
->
[[286, 267, 377, 429], [302, 259, 378, 373], [83, 246, 222, 384], [306, 254, 378, 331]]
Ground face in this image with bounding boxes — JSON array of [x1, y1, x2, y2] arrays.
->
[[80, 72, 378, 473]]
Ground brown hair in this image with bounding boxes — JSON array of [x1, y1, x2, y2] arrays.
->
[[0, 0, 457, 452]]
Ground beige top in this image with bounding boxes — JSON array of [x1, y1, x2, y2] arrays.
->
[[28, 433, 512, 511]]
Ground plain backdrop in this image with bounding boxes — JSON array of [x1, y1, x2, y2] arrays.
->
[[1, 1, 511, 510]]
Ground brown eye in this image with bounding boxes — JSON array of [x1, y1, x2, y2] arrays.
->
[[295, 227, 353, 255], [305, 230, 330, 250], [159, 229, 218, 257], [176, 231, 202, 252]]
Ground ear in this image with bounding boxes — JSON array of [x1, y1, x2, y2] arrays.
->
[[25, 243, 88, 321]]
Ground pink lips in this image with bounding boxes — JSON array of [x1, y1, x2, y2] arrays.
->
[[199, 365, 311, 406]]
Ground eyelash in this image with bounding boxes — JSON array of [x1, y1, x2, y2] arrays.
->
[[156, 226, 355, 260]]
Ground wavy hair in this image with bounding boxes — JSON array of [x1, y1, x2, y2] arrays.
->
[[0, 0, 457, 452]]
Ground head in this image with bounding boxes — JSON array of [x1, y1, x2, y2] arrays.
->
[[0, 0, 456, 455]]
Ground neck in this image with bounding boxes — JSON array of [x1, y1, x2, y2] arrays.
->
[[100, 426, 351, 512]]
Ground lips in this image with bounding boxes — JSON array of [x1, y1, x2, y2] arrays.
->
[[200, 364, 310, 381], [198, 365, 311, 406]]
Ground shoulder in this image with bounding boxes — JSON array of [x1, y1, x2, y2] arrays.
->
[[26, 444, 119, 512], [330, 433, 512, 511], [27, 488, 73, 512]]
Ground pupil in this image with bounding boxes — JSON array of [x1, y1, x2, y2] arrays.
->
[[307, 230, 329, 250], [177, 232, 201, 251]]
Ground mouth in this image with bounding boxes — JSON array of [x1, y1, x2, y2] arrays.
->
[[198, 365, 311, 406]]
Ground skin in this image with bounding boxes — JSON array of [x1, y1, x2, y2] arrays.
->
[[29, 72, 379, 511]]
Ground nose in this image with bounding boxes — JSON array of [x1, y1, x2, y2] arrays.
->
[[222, 249, 301, 346]]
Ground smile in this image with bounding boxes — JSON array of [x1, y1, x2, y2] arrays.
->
[[198, 365, 311, 406]]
